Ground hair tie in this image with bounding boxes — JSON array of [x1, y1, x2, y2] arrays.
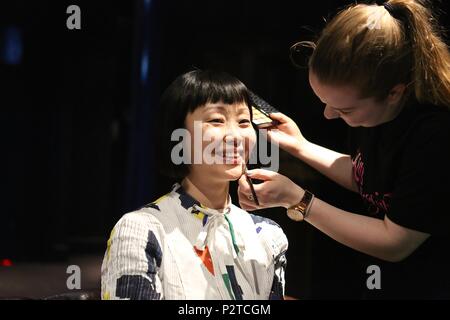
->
[[375, 0, 405, 21], [383, 2, 396, 16]]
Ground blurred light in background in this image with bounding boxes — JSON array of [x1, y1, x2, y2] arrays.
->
[[140, 49, 149, 84], [140, 0, 151, 84], [1, 26, 23, 65], [1, 259, 13, 267]]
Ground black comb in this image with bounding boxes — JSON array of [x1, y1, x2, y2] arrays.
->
[[248, 90, 280, 128]]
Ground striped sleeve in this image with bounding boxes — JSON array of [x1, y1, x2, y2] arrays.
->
[[101, 211, 164, 300]]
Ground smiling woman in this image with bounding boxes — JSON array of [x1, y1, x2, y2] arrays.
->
[[100, 70, 288, 300]]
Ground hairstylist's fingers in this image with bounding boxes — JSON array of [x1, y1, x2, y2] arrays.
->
[[237, 183, 258, 208], [238, 198, 258, 211], [238, 183, 255, 202], [237, 181, 247, 198], [245, 168, 277, 181], [268, 112, 295, 124], [238, 174, 252, 195], [265, 128, 282, 140]]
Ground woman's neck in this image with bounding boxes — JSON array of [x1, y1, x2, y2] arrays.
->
[[181, 175, 230, 211]]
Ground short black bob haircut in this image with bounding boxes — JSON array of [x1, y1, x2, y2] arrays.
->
[[157, 69, 252, 179]]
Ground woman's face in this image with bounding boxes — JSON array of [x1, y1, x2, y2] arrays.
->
[[184, 101, 256, 182], [309, 71, 399, 127]]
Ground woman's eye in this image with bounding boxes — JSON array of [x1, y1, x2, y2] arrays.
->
[[239, 119, 251, 124], [208, 118, 224, 123]]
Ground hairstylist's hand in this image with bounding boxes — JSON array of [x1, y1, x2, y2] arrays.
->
[[265, 112, 307, 156], [238, 168, 304, 211]]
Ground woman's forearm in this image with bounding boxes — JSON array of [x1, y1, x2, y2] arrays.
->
[[304, 197, 427, 262], [294, 140, 358, 192]]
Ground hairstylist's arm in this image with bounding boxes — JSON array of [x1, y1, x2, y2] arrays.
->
[[238, 169, 429, 262], [266, 113, 358, 192]]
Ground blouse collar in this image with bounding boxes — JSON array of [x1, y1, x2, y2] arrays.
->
[[172, 183, 232, 216]]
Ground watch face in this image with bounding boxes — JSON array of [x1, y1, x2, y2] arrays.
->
[[287, 209, 304, 222]]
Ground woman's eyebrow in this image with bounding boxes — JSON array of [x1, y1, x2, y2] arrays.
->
[[205, 104, 227, 110], [322, 99, 353, 111], [205, 105, 250, 114], [203, 106, 227, 114], [205, 108, 229, 116], [318, 95, 355, 111]]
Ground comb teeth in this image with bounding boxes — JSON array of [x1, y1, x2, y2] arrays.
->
[[248, 90, 280, 114]]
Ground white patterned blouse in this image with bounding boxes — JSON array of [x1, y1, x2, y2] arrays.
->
[[101, 183, 288, 300]]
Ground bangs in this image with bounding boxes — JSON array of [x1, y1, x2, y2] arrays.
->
[[182, 70, 250, 112]]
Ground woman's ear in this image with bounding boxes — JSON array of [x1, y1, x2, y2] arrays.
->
[[387, 83, 407, 105]]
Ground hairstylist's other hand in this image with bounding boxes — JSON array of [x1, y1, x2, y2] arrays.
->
[[238, 168, 304, 211], [265, 112, 307, 156]]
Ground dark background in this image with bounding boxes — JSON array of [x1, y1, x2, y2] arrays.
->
[[1, 0, 448, 299]]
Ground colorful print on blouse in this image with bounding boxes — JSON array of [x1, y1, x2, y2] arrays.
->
[[101, 183, 288, 300]]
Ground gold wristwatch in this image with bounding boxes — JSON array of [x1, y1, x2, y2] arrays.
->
[[287, 190, 314, 222]]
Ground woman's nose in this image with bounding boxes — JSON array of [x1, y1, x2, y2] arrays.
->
[[223, 125, 243, 147], [323, 104, 340, 119]]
